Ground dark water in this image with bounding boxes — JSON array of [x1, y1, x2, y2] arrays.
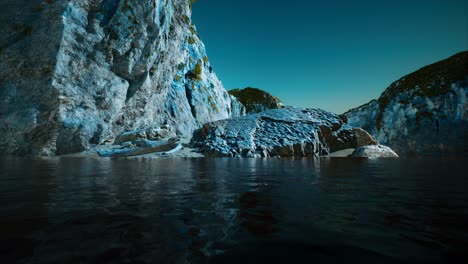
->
[[1, 157, 467, 263]]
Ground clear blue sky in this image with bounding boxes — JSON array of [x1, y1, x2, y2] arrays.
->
[[192, 0, 468, 113]]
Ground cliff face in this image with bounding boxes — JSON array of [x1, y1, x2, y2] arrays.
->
[[0, 0, 244, 156], [346, 52, 468, 156]]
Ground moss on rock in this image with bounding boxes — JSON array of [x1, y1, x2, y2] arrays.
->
[[375, 51, 468, 129], [186, 62, 203, 81], [228, 87, 282, 114]]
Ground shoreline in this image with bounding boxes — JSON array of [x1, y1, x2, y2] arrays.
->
[[58, 147, 356, 159]]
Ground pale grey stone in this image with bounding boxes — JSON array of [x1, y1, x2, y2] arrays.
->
[[351, 145, 399, 158]]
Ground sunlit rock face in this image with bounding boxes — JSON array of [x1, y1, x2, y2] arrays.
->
[[346, 52, 468, 156], [192, 107, 379, 158], [0, 0, 244, 156]]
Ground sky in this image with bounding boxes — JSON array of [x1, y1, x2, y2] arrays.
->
[[191, 0, 468, 113]]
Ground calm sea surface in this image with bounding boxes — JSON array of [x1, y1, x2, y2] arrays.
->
[[0, 157, 467, 263]]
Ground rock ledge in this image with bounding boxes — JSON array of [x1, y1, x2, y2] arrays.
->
[[192, 107, 378, 158]]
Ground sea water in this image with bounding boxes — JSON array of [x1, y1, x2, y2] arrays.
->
[[1, 157, 467, 263]]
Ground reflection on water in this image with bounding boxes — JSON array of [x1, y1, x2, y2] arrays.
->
[[0, 157, 467, 263]]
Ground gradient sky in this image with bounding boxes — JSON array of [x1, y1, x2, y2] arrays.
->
[[192, 0, 468, 113]]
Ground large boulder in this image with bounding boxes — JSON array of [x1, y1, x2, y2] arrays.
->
[[0, 0, 244, 156], [351, 145, 399, 158], [192, 107, 378, 157], [346, 52, 468, 156]]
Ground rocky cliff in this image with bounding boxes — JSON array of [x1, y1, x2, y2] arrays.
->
[[0, 0, 244, 156], [346, 52, 468, 156], [228, 87, 282, 114]]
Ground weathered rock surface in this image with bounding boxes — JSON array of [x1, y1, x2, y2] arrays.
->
[[114, 125, 176, 145], [229, 87, 282, 114], [351, 145, 399, 158], [346, 52, 468, 156], [97, 137, 180, 157], [192, 107, 379, 157], [0, 0, 244, 156]]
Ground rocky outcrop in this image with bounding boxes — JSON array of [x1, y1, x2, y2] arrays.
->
[[113, 125, 176, 145], [191, 107, 379, 157], [96, 125, 183, 157], [351, 145, 399, 158], [346, 52, 468, 156], [0, 0, 244, 156], [228, 87, 282, 114]]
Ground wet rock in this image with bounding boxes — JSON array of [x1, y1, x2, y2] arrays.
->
[[351, 145, 399, 158], [97, 125, 182, 157], [97, 138, 180, 157], [192, 107, 379, 157]]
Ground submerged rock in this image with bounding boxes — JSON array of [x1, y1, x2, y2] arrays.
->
[[351, 145, 399, 158], [192, 107, 378, 157], [346, 52, 468, 156], [0, 0, 244, 156], [228, 87, 282, 114]]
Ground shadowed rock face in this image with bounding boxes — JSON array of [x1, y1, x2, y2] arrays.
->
[[0, 0, 244, 156], [229, 87, 282, 114], [346, 51, 468, 156], [191, 107, 379, 158]]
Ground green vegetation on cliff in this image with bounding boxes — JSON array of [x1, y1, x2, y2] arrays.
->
[[228, 87, 282, 114], [375, 51, 468, 129]]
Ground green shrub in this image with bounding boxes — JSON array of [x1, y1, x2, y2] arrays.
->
[[208, 96, 218, 112], [193, 63, 202, 80], [188, 37, 196, 45], [186, 63, 202, 81], [228, 87, 281, 113]]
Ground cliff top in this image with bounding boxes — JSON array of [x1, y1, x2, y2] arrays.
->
[[346, 51, 468, 118], [228, 87, 282, 114], [380, 51, 467, 101]]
